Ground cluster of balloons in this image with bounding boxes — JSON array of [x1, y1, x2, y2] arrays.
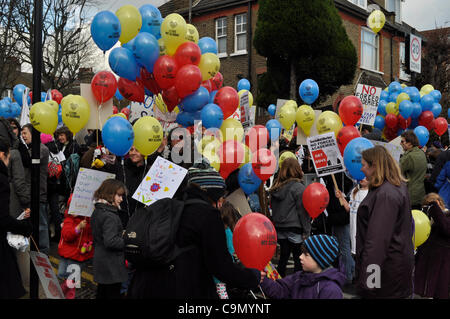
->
[[0, 97, 21, 118], [375, 81, 446, 146]]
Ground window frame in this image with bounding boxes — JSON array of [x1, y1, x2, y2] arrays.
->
[[215, 16, 228, 58], [360, 27, 380, 72], [348, 0, 367, 10], [399, 42, 411, 81], [386, 0, 402, 24], [233, 13, 247, 55]]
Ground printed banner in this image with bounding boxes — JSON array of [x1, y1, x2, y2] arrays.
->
[[307, 132, 345, 177], [30, 251, 65, 299]]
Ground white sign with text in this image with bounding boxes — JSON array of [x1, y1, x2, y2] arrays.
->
[[355, 84, 382, 126]]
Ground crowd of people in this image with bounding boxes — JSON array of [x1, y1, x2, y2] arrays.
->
[[0, 116, 449, 300]]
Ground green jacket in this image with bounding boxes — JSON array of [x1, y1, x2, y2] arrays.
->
[[399, 146, 427, 206]]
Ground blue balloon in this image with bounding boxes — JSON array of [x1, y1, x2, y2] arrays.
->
[[266, 119, 282, 141], [429, 89, 441, 103], [409, 118, 419, 129], [198, 37, 218, 54], [377, 100, 388, 116], [299, 79, 319, 105], [115, 88, 123, 101], [374, 115, 385, 131], [448, 108, 450, 119], [13, 84, 27, 107], [176, 111, 195, 127], [420, 94, 434, 111], [133, 32, 159, 73], [139, 4, 162, 39], [122, 37, 135, 53], [388, 81, 402, 93], [193, 111, 202, 121], [268, 104, 276, 117], [201, 103, 223, 129], [3, 97, 12, 104], [411, 102, 422, 119], [57, 108, 62, 123], [430, 103, 442, 118], [343, 137, 374, 181], [379, 90, 389, 101], [409, 87, 420, 103], [399, 100, 413, 119], [11, 102, 21, 118], [413, 126, 429, 147], [238, 163, 262, 195], [90, 11, 121, 52], [109, 47, 140, 81], [209, 90, 218, 104], [389, 92, 399, 103], [237, 79, 251, 91], [0, 99, 13, 118], [397, 128, 405, 136], [181, 86, 210, 113], [102, 116, 134, 156], [40, 91, 47, 102]]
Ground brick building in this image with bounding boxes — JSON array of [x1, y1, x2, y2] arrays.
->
[[159, 0, 423, 117]]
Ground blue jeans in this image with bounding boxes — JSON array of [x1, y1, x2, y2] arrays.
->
[[332, 224, 354, 283], [39, 203, 50, 255], [57, 257, 83, 280]]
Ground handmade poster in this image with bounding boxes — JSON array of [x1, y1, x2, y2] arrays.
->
[[297, 110, 322, 145], [80, 83, 113, 130], [264, 261, 282, 280], [30, 251, 65, 299], [239, 90, 251, 129], [307, 132, 345, 177], [68, 168, 116, 217], [370, 139, 404, 162], [225, 188, 252, 217], [132, 156, 188, 206], [355, 84, 382, 126], [275, 98, 289, 119]]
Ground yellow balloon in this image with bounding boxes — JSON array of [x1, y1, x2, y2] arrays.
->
[[45, 100, 59, 113], [116, 5, 142, 44], [316, 111, 343, 138], [61, 95, 90, 134], [279, 151, 296, 168], [386, 102, 399, 115], [367, 10, 385, 33], [239, 144, 252, 168], [158, 38, 167, 56], [30, 102, 58, 135], [133, 116, 163, 156], [412, 209, 431, 249], [420, 84, 434, 95], [284, 100, 298, 112], [203, 148, 220, 172], [278, 104, 296, 130], [198, 53, 220, 81], [396, 92, 410, 106], [401, 83, 407, 88], [384, 87, 389, 92], [161, 13, 187, 56], [238, 90, 253, 108], [185, 24, 199, 43], [220, 118, 244, 142], [108, 113, 127, 120], [296, 104, 315, 136]]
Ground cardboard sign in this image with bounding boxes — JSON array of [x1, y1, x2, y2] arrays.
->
[[30, 251, 65, 299], [69, 168, 116, 217], [296, 110, 323, 145], [239, 90, 251, 128], [275, 98, 289, 119], [133, 156, 188, 206], [225, 188, 252, 217], [129, 95, 154, 123], [307, 132, 345, 177], [370, 139, 404, 162], [80, 83, 113, 130], [355, 84, 382, 126]]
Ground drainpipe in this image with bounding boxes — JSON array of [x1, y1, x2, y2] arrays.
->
[[390, 35, 393, 82], [247, 0, 252, 87]]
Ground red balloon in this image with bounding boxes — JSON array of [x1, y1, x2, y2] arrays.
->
[[218, 140, 244, 179], [397, 114, 411, 130], [174, 64, 202, 98], [51, 89, 63, 104], [383, 126, 397, 141], [245, 125, 270, 153], [210, 72, 223, 91], [153, 55, 179, 90], [214, 86, 239, 119], [233, 213, 277, 270], [385, 113, 398, 129], [419, 110, 434, 127], [434, 117, 448, 136], [302, 183, 329, 219], [174, 42, 201, 67], [339, 96, 363, 126], [91, 71, 118, 104], [112, 105, 118, 114], [118, 77, 145, 103], [337, 125, 361, 155], [201, 79, 213, 93], [140, 68, 161, 95], [161, 86, 181, 112], [121, 107, 130, 116], [251, 148, 276, 182]]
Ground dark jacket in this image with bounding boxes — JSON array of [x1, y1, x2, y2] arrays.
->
[[323, 173, 354, 227], [269, 178, 311, 236], [91, 202, 128, 284], [23, 143, 49, 203], [399, 146, 427, 207], [355, 181, 414, 299], [430, 150, 450, 186], [127, 184, 261, 299], [435, 161, 450, 209], [260, 267, 346, 299], [0, 160, 33, 299], [414, 202, 450, 299], [8, 149, 30, 218]]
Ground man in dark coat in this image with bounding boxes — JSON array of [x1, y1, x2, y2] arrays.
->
[[127, 161, 261, 298]]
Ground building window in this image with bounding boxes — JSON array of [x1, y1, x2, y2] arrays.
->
[[348, 0, 367, 10], [215, 17, 227, 56], [386, 0, 402, 24], [234, 13, 247, 54], [361, 27, 379, 71], [399, 42, 411, 81]]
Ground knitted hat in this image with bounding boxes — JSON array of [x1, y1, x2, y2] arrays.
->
[[187, 159, 226, 202], [304, 235, 340, 270]]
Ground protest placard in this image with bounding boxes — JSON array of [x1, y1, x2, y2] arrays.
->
[[133, 156, 188, 206], [355, 84, 382, 126], [370, 139, 404, 162], [68, 168, 116, 217], [225, 188, 252, 217], [239, 90, 251, 129], [307, 132, 345, 177], [30, 251, 65, 299], [129, 95, 154, 123], [80, 83, 113, 130]]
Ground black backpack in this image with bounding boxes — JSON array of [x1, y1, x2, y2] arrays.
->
[[124, 197, 207, 268]]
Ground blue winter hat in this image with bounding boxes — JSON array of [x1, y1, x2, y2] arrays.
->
[[304, 235, 340, 270]]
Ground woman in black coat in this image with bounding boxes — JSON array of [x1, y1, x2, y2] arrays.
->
[[0, 137, 33, 299]]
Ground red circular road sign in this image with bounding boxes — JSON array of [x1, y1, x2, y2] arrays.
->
[[411, 37, 421, 62]]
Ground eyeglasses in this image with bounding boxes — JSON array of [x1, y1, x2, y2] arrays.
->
[[400, 140, 406, 144], [11, 126, 18, 130]]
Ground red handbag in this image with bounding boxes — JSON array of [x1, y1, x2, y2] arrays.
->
[[48, 157, 63, 178]]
